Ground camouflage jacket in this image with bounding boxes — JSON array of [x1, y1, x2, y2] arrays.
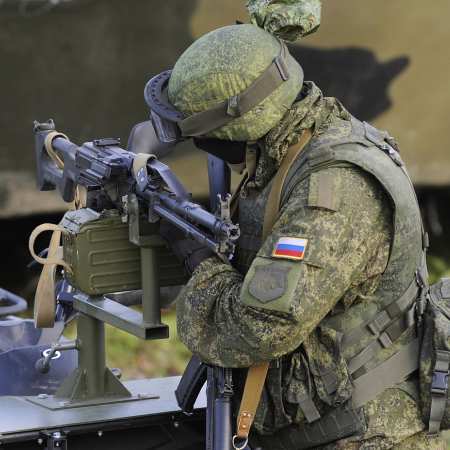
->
[[177, 116, 428, 447]]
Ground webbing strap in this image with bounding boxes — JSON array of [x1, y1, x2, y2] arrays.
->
[[44, 132, 69, 169], [246, 145, 258, 182], [346, 304, 416, 375], [427, 396, 447, 439], [235, 129, 313, 443], [257, 409, 361, 449], [179, 41, 291, 137], [230, 176, 246, 219], [44, 131, 80, 211], [262, 128, 313, 243], [353, 337, 420, 409], [29, 223, 73, 329], [341, 276, 420, 351], [235, 363, 270, 440], [426, 350, 450, 438], [321, 372, 339, 394], [133, 153, 157, 192], [31, 131, 80, 329], [29, 224, 73, 273], [299, 396, 321, 423]]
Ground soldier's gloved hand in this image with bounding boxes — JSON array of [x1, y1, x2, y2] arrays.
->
[[159, 221, 215, 276]]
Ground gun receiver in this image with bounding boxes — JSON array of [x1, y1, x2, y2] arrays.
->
[[33, 120, 240, 253]]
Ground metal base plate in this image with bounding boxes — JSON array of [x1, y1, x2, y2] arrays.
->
[[26, 391, 158, 410], [0, 376, 206, 435]]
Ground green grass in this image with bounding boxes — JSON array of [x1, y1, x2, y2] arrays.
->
[[445, 430, 450, 448], [426, 254, 450, 285]]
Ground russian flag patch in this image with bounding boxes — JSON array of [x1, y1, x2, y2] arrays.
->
[[272, 237, 308, 260]]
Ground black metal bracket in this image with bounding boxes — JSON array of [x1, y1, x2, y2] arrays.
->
[[41, 428, 70, 449]]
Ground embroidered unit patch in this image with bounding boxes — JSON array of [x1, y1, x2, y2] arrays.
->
[[272, 237, 308, 260], [249, 263, 291, 303]]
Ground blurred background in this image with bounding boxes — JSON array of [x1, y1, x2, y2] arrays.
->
[[1, 0, 450, 417]]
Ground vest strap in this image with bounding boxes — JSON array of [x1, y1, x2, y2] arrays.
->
[[321, 371, 339, 394], [352, 337, 420, 409], [279, 136, 370, 206], [308, 147, 333, 167], [299, 395, 321, 423], [346, 303, 416, 375], [341, 275, 420, 351]]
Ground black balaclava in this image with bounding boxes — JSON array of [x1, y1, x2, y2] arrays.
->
[[193, 138, 247, 165]]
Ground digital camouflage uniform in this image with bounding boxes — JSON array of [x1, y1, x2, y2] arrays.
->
[[176, 112, 446, 448], [167, 7, 446, 448]]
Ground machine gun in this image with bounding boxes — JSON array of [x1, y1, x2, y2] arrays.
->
[[34, 119, 240, 255], [4, 119, 240, 449]]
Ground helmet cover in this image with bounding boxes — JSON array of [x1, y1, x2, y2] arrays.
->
[[168, 24, 304, 141]]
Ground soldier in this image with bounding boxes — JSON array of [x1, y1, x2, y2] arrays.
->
[[149, 21, 446, 450]]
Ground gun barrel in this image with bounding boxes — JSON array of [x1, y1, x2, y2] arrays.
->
[[152, 203, 219, 253], [158, 193, 239, 242]]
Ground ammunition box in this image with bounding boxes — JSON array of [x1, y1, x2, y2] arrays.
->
[[61, 208, 188, 295]]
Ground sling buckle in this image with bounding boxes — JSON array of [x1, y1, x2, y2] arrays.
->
[[431, 370, 449, 397]]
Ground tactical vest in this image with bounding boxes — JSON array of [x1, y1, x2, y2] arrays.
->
[[234, 116, 428, 449]]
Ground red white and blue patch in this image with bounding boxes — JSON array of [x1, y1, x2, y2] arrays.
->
[[272, 237, 308, 260]]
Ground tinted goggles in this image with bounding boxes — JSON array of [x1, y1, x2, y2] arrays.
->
[[144, 71, 187, 147]]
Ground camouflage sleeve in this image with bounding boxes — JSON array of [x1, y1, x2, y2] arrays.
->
[[176, 167, 392, 367], [246, 0, 322, 43]]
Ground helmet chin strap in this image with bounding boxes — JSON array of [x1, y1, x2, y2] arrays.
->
[[228, 142, 259, 176]]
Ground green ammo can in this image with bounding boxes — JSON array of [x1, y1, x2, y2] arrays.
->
[[61, 208, 188, 296]]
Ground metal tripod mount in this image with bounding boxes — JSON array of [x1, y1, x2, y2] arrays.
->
[[28, 201, 187, 410]]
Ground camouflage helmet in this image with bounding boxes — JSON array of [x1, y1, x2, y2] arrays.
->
[[167, 24, 304, 142]]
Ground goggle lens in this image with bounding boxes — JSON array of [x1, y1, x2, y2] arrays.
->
[[150, 111, 178, 147]]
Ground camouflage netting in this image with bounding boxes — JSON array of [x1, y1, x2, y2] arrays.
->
[[246, 0, 322, 43]]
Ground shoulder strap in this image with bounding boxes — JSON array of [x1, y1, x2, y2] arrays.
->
[[262, 128, 313, 242], [234, 128, 313, 448]]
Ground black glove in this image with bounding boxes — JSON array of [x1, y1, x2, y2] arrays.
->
[[159, 221, 215, 276]]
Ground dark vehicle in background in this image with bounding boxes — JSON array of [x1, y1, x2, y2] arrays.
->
[[1, 0, 450, 447]]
